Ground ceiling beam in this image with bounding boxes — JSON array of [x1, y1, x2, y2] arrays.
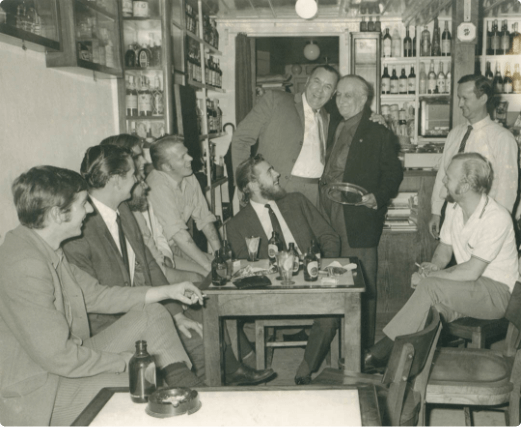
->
[[266, 0, 277, 18]]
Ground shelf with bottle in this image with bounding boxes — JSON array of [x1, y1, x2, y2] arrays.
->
[[76, 0, 117, 20], [483, 17, 521, 57], [127, 119, 166, 144], [121, 0, 161, 20], [188, 77, 226, 93], [124, 71, 165, 120], [184, 2, 220, 52]]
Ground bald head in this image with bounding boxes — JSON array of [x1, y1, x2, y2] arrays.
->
[[335, 75, 370, 120]]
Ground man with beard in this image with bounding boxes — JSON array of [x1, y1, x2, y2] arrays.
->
[[364, 153, 518, 372], [226, 154, 340, 384]]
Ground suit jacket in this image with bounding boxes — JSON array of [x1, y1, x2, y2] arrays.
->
[[0, 226, 147, 426], [324, 108, 403, 248], [63, 199, 180, 335], [231, 91, 330, 183], [226, 192, 340, 259]]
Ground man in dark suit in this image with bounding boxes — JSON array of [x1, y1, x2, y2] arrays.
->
[[227, 154, 341, 385], [63, 144, 275, 386], [318, 75, 403, 350], [231, 65, 340, 204]]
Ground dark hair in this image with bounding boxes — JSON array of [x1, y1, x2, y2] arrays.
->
[[458, 74, 493, 105], [452, 152, 493, 195], [100, 133, 142, 152], [310, 64, 341, 85], [149, 135, 185, 170], [80, 144, 133, 189], [12, 166, 87, 229], [235, 154, 265, 205]]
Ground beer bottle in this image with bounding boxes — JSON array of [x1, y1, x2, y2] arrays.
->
[[304, 246, 319, 282], [129, 340, 156, 403], [310, 239, 321, 269], [211, 249, 228, 286], [222, 240, 234, 279], [288, 242, 300, 275], [268, 231, 283, 269]]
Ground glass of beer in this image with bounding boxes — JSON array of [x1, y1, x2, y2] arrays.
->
[[277, 250, 295, 286], [245, 236, 260, 262]]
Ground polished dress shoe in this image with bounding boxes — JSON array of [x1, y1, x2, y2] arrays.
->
[[362, 351, 387, 374], [225, 364, 276, 386], [294, 375, 312, 385]]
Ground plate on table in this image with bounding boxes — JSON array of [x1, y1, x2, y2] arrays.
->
[[325, 182, 368, 205]]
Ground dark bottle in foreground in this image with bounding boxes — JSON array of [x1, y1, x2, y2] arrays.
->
[[288, 242, 300, 275], [222, 239, 234, 279], [310, 239, 321, 269], [211, 249, 228, 286], [304, 246, 319, 282], [129, 340, 156, 403], [268, 231, 283, 269]]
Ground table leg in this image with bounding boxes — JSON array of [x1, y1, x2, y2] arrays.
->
[[343, 293, 361, 372], [226, 319, 239, 359], [203, 295, 223, 386]]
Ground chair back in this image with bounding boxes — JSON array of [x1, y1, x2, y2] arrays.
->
[[503, 281, 521, 356]]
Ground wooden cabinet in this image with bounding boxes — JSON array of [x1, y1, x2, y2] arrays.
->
[[46, 0, 122, 77]]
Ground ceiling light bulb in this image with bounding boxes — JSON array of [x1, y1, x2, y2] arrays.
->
[[295, 0, 318, 20], [303, 41, 320, 61]]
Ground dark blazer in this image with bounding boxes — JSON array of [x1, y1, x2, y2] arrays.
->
[[63, 199, 180, 335], [226, 192, 340, 259], [325, 108, 403, 248]]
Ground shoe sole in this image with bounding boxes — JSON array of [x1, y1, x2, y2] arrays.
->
[[225, 371, 277, 386]]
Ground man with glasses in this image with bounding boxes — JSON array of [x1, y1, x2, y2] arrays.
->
[[231, 65, 340, 205]]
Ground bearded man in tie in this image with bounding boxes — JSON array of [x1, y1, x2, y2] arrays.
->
[[428, 74, 518, 239], [226, 154, 341, 385], [318, 75, 403, 350]]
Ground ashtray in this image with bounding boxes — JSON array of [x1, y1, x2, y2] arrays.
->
[[320, 266, 347, 277], [326, 183, 368, 205], [145, 387, 202, 418]]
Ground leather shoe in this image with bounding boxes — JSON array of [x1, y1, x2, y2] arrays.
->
[[294, 375, 312, 385], [225, 364, 276, 386], [362, 351, 387, 374]]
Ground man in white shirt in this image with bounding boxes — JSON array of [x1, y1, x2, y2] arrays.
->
[[231, 65, 340, 204], [365, 153, 518, 372], [428, 74, 518, 239]]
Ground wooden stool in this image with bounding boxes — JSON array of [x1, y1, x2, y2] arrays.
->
[[254, 318, 342, 370], [444, 317, 509, 349]]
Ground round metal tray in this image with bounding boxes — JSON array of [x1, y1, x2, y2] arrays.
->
[[145, 388, 201, 418], [325, 182, 368, 205]]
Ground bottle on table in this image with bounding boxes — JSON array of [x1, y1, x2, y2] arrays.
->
[[222, 240, 234, 279], [403, 26, 413, 57], [513, 63, 521, 94], [504, 63, 513, 94], [501, 20, 510, 55], [211, 249, 228, 286], [383, 28, 392, 58], [381, 65, 391, 94], [421, 25, 431, 56], [436, 61, 446, 94], [419, 62, 427, 94], [303, 245, 319, 282], [399, 67, 408, 94], [268, 231, 284, 270], [310, 239, 321, 269], [431, 18, 441, 56], [407, 66, 416, 94], [390, 67, 399, 94], [288, 242, 300, 275], [428, 60, 437, 94], [441, 21, 451, 56], [493, 62, 504, 94], [391, 27, 401, 57], [129, 340, 156, 403]]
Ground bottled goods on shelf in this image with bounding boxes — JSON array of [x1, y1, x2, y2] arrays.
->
[[399, 67, 408, 94], [185, 3, 219, 50], [185, 3, 198, 34], [486, 19, 521, 55], [381, 64, 416, 95], [408, 66, 416, 94], [381, 65, 391, 94], [206, 98, 222, 134], [442, 21, 451, 56], [127, 119, 165, 142], [390, 66, 399, 94], [421, 25, 431, 56], [512, 23, 521, 55], [431, 18, 441, 57], [14, 2, 41, 35], [419, 60, 450, 94], [493, 61, 504, 93], [137, 74, 153, 116], [126, 74, 138, 117], [122, 0, 150, 18], [490, 62, 521, 94], [124, 34, 162, 68], [391, 27, 401, 58], [383, 28, 392, 57], [403, 26, 413, 57], [381, 103, 415, 140]]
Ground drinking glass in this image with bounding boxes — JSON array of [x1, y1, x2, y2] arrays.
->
[[277, 250, 295, 286], [245, 236, 260, 262]]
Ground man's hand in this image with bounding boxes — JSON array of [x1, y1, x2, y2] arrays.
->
[[173, 312, 203, 339], [358, 193, 378, 210], [419, 262, 439, 277], [145, 281, 204, 306], [369, 113, 387, 127], [428, 214, 441, 239]]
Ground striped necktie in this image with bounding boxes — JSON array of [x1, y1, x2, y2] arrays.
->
[[315, 111, 325, 165]]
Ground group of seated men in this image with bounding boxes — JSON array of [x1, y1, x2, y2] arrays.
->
[[1, 68, 520, 426]]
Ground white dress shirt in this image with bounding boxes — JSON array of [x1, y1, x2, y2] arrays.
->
[[250, 199, 301, 254], [90, 196, 136, 284], [291, 93, 325, 178]]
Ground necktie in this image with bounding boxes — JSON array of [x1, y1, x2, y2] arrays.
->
[[457, 125, 473, 153], [116, 214, 131, 277], [265, 204, 287, 251], [315, 111, 325, 165]]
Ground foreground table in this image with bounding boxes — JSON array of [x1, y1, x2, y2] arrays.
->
[[200, 257, 366, 386], [73, 385, 381, 426]]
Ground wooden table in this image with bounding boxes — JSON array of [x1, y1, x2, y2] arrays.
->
[[72, 385, 381, 426], [200, 257, 366, 386]]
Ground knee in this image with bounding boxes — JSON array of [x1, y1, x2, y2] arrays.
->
[[315, 317, 340, 331], [144, 303, 173, 324]]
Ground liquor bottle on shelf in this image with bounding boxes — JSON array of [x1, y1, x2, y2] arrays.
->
[[391, 27, 401, 57], [211, 100, 218, 133], [150, 33, 161, 67], [412, 26, 417, 57], [215, 99, 223, 133], [212, 19, 219, 49], [491, 19, 501, 55], [419, 62, 427, 94], [485, 61, 494, 81], [132, 0, 149, 18], [428, 60, 436, 94], [138, 75, 152, 116], [511, 23, 521, 55], [446, 68, 451, 94], [137, 43, 152, 68], [196, 99, 204, 135], [130, 120, 137, 136], [501, 20, 510, 55], [513, 63, 521, 94], [441, 21, 451, 56], [126, 75, 138, 117], [122, 0, 133, 17], [375, 16, 381, 33], [431, 18, 441, 56], [125, 43, 136, 67], [407, 66, 416, 94], [504, 63, 513, 94], [486, 21, 492, 55], [381, 65, 391, 94], [368, 17, 375, 32], [360, 15, 367, 32], [399, 67, 408, 94], [216, 59, 222, 88], [145, 121, 155, 145], [436, 61, 446, 94], [403, 26, 412, 57], [152, 74, 164, 116], [421, 25, 431, 56], [383, 28, 392, 57], [194, 49, 201, 82], [390, 67, 399, 94], [493, 62, 504, 94]]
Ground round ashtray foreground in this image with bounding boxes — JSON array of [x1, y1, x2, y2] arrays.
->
[[325, 182, 368, 205], [145, 387, 202, 418]]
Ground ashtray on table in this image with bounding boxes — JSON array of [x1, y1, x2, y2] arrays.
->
[[145, 387, 201, 418]]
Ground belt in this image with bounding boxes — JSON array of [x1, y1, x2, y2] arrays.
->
[[289, 175, 320, 184]]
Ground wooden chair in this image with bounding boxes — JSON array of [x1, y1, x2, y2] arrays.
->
[[426, 281, 521, 426], [254, 317, 342, 369], [312, 307, 442, 426], [444, 316, 509, 348]]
